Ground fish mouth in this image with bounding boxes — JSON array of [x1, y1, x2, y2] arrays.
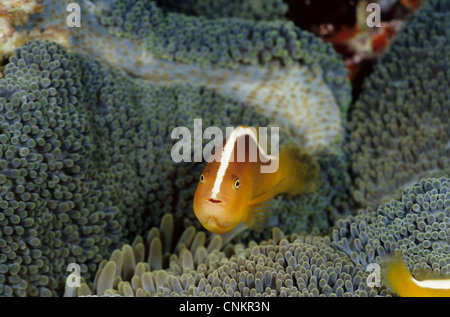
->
[[200, 193, 229, 206], [193, 197, 236, 234]]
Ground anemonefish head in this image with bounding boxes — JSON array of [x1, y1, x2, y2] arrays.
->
[[193, 127, 259, 234], [193, 155, 253, 234]]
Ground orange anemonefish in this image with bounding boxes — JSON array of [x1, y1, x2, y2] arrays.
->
[[193, 126, 318, 234], [380, 250, 450, 297]]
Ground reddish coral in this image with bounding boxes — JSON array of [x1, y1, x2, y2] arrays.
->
[[371, 32, 388, 53], [400, 0, 421, 11]]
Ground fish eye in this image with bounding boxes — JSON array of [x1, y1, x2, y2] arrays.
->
[[233, 178, 240, 190], [200, 173, 206, 184]]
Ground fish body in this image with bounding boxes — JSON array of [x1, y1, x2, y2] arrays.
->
[[193, 126, 317, 234], [380, 251, 450, 297]]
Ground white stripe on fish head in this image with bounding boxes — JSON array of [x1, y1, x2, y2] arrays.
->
[[210, 127, 246, 199], [210, 126, 277, 199]]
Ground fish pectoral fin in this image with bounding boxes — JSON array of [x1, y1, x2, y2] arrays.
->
[[247, 178, 289, 207], [248, 193, 273, 207], [244, 199, 272, 232]]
